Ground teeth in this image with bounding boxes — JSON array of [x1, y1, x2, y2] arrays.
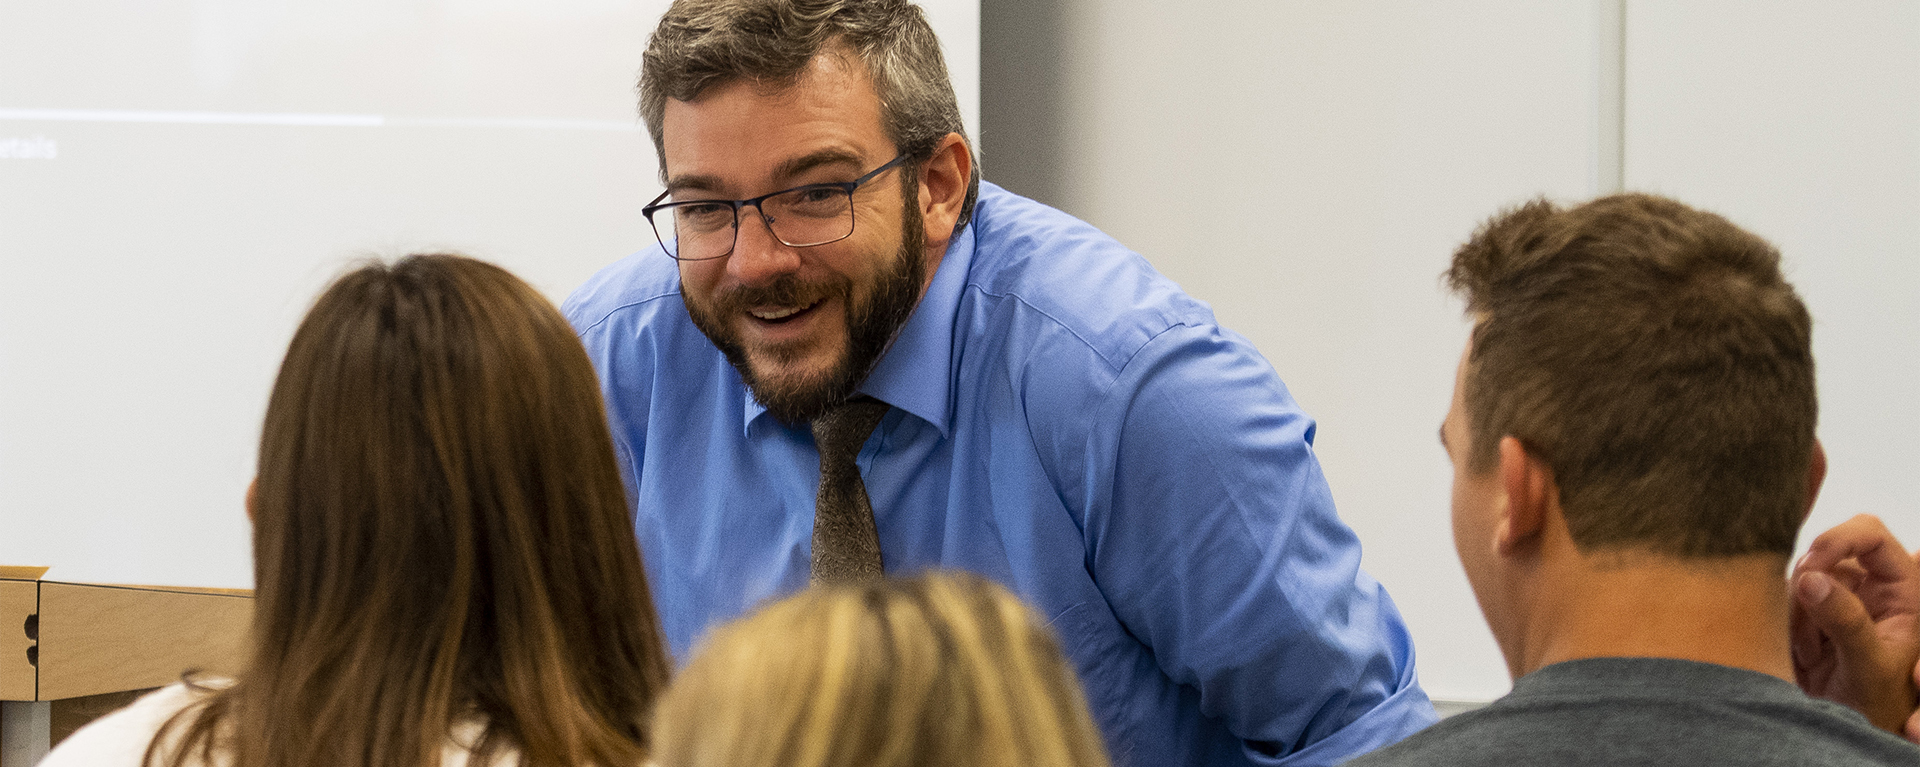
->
[[750, 302, 815, 320]]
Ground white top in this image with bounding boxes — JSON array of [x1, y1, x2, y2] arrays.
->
[[39, 682, 517, 767]]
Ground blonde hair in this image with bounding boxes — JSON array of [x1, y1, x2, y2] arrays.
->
[[650, 572, 1111, 767]]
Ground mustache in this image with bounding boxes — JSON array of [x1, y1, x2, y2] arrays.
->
[[709, 274, 852, 311]]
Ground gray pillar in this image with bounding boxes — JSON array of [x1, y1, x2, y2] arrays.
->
[[1, 701, 50, 767], [980, 0, 1071, 212]]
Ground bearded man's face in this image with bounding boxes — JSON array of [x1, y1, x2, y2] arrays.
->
[[663, 53, 932, 423], [683, 190, 924, 423]]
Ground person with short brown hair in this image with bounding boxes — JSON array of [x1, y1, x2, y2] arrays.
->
[[1345, 194, 1920, 766], [651, 572, 1111, 767], [1448, 193, 1817, 559], [564, 1, 1435, 764]]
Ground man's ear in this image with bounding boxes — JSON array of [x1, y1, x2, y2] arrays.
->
[[1494, 436, 1554, 554], [1802, 438, 1828, 524], [917, 132, 971, 250]]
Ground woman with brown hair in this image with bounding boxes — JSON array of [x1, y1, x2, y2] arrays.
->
[[42, 254, 672, 767], [650, 571, 1112, 767]]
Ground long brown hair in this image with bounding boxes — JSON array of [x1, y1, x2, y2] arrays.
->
[[152, 254, 671, 766], [650, 572, 1111, 767]]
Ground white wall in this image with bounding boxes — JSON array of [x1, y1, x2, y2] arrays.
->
[[982, 0, 1920, 702], [993, 0, 1602, 703], [1626, 0, 1920, 567], [0, 0, 980, 589]]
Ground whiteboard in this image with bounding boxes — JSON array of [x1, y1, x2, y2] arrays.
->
[[0, 0, 980, 589]]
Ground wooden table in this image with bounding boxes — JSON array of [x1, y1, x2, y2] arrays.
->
[[0, 568, 250, 766]]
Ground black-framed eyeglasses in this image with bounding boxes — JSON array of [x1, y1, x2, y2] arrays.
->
[[643, 153, 910, 262]]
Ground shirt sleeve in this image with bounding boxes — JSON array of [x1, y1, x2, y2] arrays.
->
[[1068, 321, 1436, 766], [36, 684, 203, 767], [570, 308, 656, 508]]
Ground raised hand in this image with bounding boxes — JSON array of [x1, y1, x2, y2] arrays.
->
[[1790, 514, 1920, 739]]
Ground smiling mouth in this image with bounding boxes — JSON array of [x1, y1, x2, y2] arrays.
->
[[748, 299, 823, 324]]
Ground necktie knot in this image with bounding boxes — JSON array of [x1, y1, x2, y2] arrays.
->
[[812, 396, 891, 469]]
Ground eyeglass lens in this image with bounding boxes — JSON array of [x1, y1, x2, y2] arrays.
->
[[654, 186, 856, 261]]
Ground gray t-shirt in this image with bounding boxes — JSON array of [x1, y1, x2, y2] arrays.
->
[[1343, 657, 1920, 766]]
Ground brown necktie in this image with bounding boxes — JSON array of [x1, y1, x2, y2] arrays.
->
[[809, 397, 891, 584]]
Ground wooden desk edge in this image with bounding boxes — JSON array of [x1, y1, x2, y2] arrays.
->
[[0, 579, 251, 599]]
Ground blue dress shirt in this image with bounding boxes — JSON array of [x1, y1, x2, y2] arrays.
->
[[564, 182, 1436, 767]]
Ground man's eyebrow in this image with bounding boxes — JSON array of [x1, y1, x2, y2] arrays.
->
[[771, 149, 864, 183], [664, 173, 725, 198], [663, 149, 867, 199]]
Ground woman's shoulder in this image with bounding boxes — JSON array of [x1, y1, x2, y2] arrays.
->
[[40, 681, 546, 767], [37, 679, 233, 767]]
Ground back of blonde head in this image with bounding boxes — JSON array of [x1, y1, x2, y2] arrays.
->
[[650, 572, 1111, 767]]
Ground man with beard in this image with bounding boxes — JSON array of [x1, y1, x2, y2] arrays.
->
[[563, 2, 1435, 765]]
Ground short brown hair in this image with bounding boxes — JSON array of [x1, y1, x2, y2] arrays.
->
[[639, 0, 980, 230], [651, 572, 1112, 767], [151, 255, 671, 767], [1449, 194, 1816, 558]]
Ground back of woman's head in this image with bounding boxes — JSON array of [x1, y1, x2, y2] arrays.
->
[[650, 572, 1111, 767], [162, 254, 669, 767]]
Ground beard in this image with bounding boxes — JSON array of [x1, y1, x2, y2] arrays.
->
[[685, 186, 927, 424]]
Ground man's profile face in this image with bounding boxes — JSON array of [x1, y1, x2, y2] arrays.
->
[[1445, 340, 1510, 644], [662, 51, 930, 423]]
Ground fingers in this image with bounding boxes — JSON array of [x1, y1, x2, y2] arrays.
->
[[1798, 515, 1913, 587], [1790, 601, 1836, 692], [1789, 585, 1821, 675], [1795, 571, 1875, 651], [1797, 515, 1920, 626], [1827, 559, 1869, 594], [1910, 667, 1920, 745], [1792, 569, 1920, 733]]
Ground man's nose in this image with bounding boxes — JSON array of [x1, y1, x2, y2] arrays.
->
[[726, 204, 802, 285]]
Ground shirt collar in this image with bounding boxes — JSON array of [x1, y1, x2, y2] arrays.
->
[[741, 222, 975, 437]]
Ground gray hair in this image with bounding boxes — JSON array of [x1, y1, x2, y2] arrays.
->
[[639, 0, 980, 230]]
